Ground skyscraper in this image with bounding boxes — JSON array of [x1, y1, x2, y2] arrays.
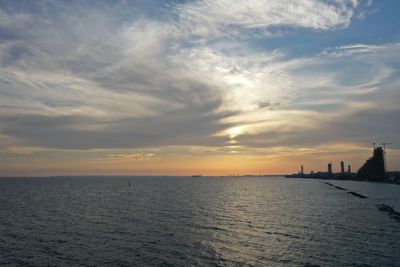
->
[[357, 147, 386, 179], [340, 161, 345, 174], [328, 163, 332, 174]]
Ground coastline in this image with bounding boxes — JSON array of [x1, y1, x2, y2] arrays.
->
[[285, 175, 400, 185]]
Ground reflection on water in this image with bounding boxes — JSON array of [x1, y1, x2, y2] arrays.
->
[[0, 176, 399, 266]]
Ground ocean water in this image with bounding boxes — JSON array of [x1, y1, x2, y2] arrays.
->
[[0, 176, 399, 267]]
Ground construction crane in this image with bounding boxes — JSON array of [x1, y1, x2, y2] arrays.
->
[[381, 142, 392, 150]]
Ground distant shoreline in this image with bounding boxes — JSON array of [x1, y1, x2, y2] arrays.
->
[[285, 175, 400, 185]]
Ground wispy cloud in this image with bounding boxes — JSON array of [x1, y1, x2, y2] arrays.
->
[[178, 0, 361, 39], [0, 0, 399, 174]]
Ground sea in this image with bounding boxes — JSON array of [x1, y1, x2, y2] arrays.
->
[[0, 176, 399, 267]]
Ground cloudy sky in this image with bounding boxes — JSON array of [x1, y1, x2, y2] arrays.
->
[[0, 0, 399, 176]]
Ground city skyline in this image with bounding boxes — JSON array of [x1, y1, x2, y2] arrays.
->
[[0, 0, 399, 176]]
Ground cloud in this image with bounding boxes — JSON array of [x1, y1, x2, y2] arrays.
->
[[320, 43, 400, 58], [1, 0, 397, 157], [178, 0, 361, 39], [104, 153, 159, 162], [229, 43, 400, 149], [0, 102, 233, 149], [235, 105, 400, 149], [0, 1, 288, 151]]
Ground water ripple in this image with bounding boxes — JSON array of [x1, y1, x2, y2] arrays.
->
[[0, 176, 399, 266]]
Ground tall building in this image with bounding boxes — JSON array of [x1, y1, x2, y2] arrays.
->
[[328, 163, 332, 174], [301, 165, 304, 175], [348, 164, 351, 174], [340, 161, 345, 174], [357, 147, 386, 179]]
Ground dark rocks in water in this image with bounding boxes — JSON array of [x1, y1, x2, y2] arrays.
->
[[347, 191, 368, 199], [324, 182, 368, 198], [334, 186, 346, 190], [357, 147, 386, 180], [377, 204, 400, 215], [323, 182, 346, 190], [377, 204, 400, 222]]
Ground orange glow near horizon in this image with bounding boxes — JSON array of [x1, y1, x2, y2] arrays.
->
[[1, 144, 399, 177]]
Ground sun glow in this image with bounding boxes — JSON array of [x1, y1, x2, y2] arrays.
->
[[227, 126, 244, 139]]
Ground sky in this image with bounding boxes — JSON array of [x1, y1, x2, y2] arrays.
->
[[0, 0, 399, 176]]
